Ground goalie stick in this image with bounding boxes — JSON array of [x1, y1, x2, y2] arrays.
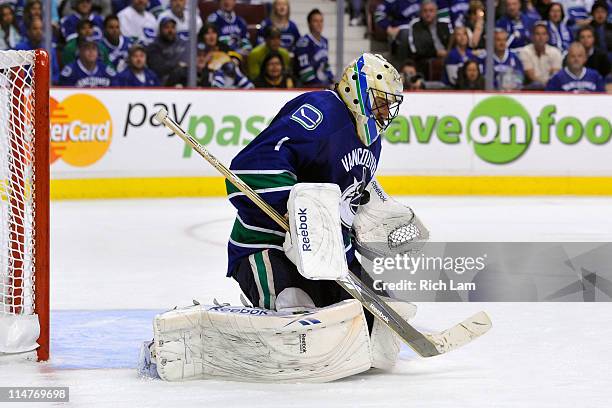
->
[[153, 108, 492, 358]]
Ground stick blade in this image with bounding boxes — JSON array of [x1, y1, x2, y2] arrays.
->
[[424, 311, 492, 356]]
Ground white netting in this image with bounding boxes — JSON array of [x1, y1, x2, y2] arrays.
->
[[0, 51, 37, 321]]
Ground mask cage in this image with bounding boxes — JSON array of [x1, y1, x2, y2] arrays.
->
[[367, 88, 403, 131]]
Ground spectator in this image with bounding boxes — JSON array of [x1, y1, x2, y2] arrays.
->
[[349, 0, 365, 26], [524, 0, 543, 21], [111, 0, 162, 16], [374, 0, 420, 41], [519, 21, 562, 88], [558, 0, 593, 28], [61, 19, 111, 67], [397, 1, 451, 77], [117, 0, 156, 45], [212, 50, 254, 88], [61, 0, 112, 18], [59, 39, 116, 86], [496, 0, 536, 50], [253, 51, 294, 88], [489, 28, 525, 89], [100, 14, 132, 71], [14, 17, 60, 83], [157, 0, 202, 41], [60, 0, 104, 41], [577, 25, 611, 76], [546, 41, 605, 91], [456, 59, 485, 89], [444, 26, 484, 86], [546, 2, 573, 51], [247, 26, 291, 80], [146, 17, 188, 84], [197, 22, 231, 71], [440, 0, 471, 26], [590, 1, 612, 57], [0, 4, 21, 49], [534, 0, 553, 19], [256, 0, 300, 51], [19, 0, 43, 36], [399, 59, 425, 90], [465, 0, 486, 49], [207, 0, 252, 56], [115, 43, 160, 86], [17, 0, 60, 28], [294, 8, 334, 87], [166, 43, 212, 87]]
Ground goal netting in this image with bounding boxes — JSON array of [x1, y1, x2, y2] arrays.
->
[[0, 50, 49, 361]]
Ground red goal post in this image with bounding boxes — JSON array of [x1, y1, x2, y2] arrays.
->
[[0, 49, 49, 362]]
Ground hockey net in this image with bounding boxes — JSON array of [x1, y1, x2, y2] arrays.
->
[[0, 50, 49, 361]]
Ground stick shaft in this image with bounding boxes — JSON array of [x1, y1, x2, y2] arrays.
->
[[160, 112, 289, 231]]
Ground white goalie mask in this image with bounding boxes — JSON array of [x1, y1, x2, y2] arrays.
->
[[338, 53, 404, 146]]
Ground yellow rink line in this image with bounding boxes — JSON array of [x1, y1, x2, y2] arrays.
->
[[48, 175, 612, 199]]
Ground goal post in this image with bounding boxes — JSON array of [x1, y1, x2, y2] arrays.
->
[[0, 49, 50, 362]]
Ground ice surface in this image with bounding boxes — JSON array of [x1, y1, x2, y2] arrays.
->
[[1, 197, 611, 407]]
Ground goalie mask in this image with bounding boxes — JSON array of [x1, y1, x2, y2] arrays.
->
[[338, 53, 404, 146]]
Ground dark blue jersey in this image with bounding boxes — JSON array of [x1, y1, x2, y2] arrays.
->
[[101, 35, 132, 71], [545, 67, 605, 92], [546, 21, 573, 52], [207, 10, 251, 53], [374, 0, 420, 29], [294, 33, 334, 86], [256, 18, 300, 51], [115, 67, 160, 86], [444, 0, 470, 26], [482, 49, 524, 89], [59, 60, 116, 87], [226, 90, 381, 275], [443, 48, 483, 85], [60, 13, 104, 41], [496, 13, 535, 49]]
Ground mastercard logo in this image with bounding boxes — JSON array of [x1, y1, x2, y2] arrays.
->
[[50, 94, 112, 167]]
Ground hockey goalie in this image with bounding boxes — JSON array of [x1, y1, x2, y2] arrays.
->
[[139, 53, 431, 382]]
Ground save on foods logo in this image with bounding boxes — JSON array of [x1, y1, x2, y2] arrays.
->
[[384, 96, 611, 164], [50, 94, 112, 167]]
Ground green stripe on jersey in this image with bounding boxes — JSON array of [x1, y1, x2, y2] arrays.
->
[[253, 251, 272, 309], [229, 218, 285, 247], [226, 171, 297, 196]]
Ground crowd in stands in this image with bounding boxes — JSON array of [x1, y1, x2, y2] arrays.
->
[[375, 0, 612, 92], [0, 0, 334, 89], [0, 0, 610, 92]]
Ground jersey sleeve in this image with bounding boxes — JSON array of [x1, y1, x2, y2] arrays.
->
[[545, 73, 560, 91], [294, 37, 316, 83], [226, 126, 303, 247], [238, 18, 252, 52], [374, 1, 392, 30], [595, 72, 605, 92], [59, 64, 76, 86]]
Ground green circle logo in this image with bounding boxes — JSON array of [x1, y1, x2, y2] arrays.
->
[[467, 96, 532, 164]]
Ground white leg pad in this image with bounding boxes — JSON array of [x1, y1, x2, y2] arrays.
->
[[152, 299, 372, 382], [370, 298, 417, 370]]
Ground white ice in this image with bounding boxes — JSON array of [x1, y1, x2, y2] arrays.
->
[[1, 196, 612, 407]]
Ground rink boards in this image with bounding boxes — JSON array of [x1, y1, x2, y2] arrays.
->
[[47, 89, 612, 198]]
